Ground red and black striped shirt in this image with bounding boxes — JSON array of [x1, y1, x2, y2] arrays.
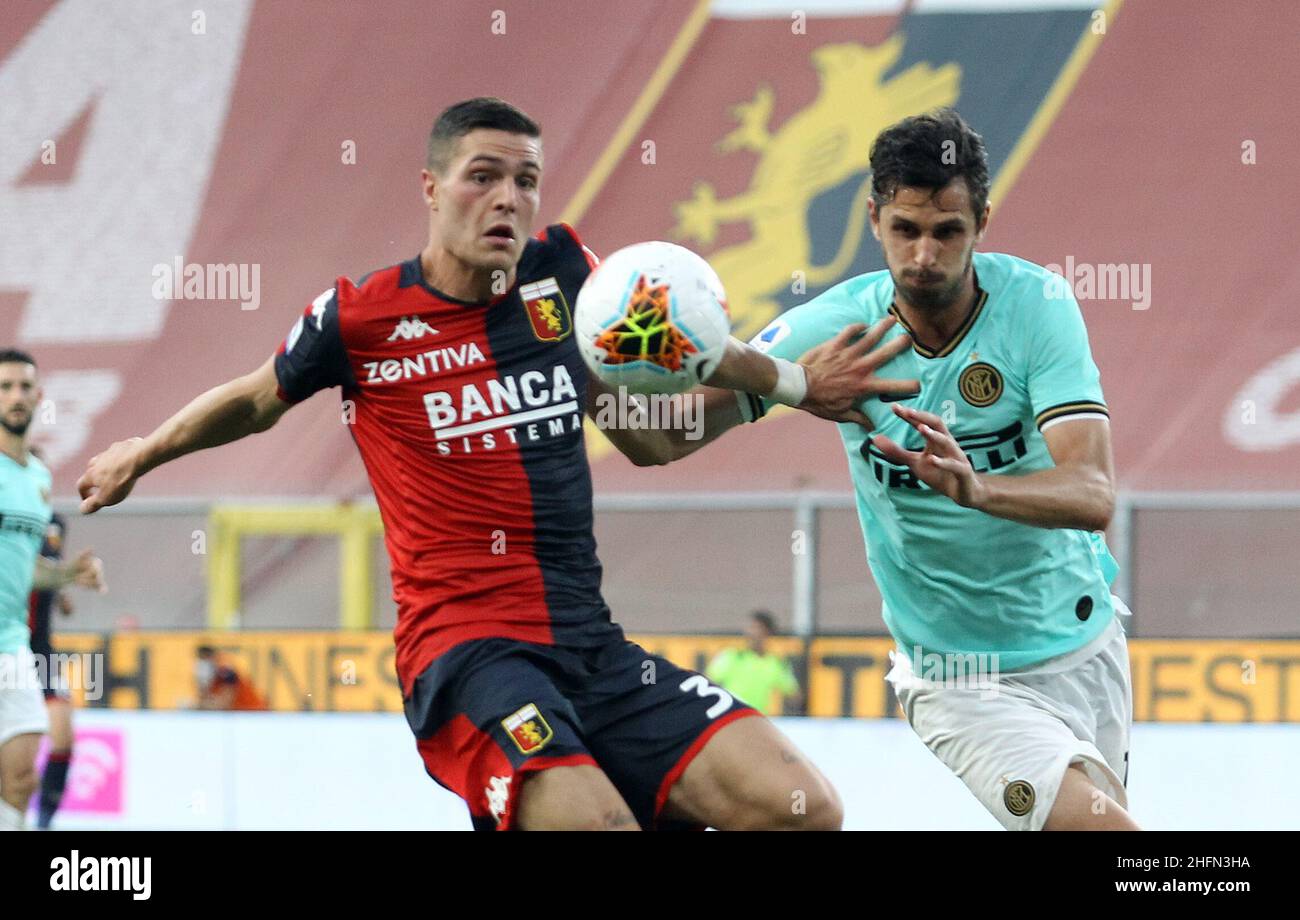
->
[[274, 224, 618, 693]]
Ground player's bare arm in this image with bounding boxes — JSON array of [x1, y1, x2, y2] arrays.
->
[[705, 317, 918, 426], [585, 374, 742, 467], [872, 406, 1115, 530], [31, 548, 106, 593], [594, 318, 919, 466], [774, 316, 919, 423], [77, 355, 291, 514]]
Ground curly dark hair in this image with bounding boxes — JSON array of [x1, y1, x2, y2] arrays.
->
[[869, 108, 990, 220]]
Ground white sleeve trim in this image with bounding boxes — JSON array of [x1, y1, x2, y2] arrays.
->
[[1039, 412, 1110, 433]]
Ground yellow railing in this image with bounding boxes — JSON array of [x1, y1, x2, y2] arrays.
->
[[206, 504, 383, 630]]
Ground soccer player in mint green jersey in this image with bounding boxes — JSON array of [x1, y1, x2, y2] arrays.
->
[[616, 110, 1137, 831], [0, 350, 105, 831]]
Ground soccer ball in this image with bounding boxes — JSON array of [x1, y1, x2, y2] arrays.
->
[[575, 241, 731, 395]]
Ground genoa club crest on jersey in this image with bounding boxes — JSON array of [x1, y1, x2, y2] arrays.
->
[[501, 703, 553, 754], [520, 277, 572, 343]]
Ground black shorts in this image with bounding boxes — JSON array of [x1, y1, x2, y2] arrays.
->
[[404, 635, 759, 830]]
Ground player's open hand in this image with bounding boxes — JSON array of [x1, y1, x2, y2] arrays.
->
[[797, 316, 920, 426], [66, 548, 107, 594], [77, 437, 146, 514], [872, 404, 984, 508]]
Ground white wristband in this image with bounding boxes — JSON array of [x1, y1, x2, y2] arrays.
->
[[767, 357, 808, 407]]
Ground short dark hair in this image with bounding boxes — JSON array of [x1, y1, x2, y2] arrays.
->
[[426, 97, 541, 174], [750, 610, 778, 634], [869, 108, 990, 221], [196, 645, 216, 659], [0, 348, 36, 369]]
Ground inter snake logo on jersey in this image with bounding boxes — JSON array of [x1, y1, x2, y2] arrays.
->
[[959, 362, 1004, 407]]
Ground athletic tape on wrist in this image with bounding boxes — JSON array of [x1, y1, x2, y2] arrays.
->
[[767, 357, 808, 407]]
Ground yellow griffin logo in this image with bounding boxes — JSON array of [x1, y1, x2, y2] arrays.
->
[[502, 703, 554, 755], [672, 36, 961, 341], [534, 297, 564, 334], [521, 277, 572, 342]]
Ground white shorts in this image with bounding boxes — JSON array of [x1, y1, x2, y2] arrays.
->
[[0, 647, 51, 747], [887, 599, 1133, 831]]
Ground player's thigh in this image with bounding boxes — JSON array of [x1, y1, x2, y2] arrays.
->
[[404, 639, 631, 831], [514, 763, 637, 831], [1091, 605, 1135, 788], [0, 731, 42, 789], [577, 643, 838, 830], [0, 650, 50, 776], [1043, 763, 1139, 831], [570, 643, 756, 829], [662, 713, 843, 831], [896, 678, 1121, 831], [1041, 622, 1136, 829]]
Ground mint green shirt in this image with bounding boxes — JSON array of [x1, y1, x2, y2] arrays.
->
[[0, 450, 53, 654], [754, 252, 1116, 671]]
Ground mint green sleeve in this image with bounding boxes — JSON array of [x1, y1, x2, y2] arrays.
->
[[747, 295, 864, 414], [1025, 287, 1108, 432]]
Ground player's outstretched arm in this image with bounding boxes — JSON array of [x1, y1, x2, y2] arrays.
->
[[708, 317, 918, 427], [592, 317, 919, 467], [586, 375, 744, 466], [77, 356, 291, 514]]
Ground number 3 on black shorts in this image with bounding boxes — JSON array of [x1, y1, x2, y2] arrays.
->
[[679, 675, 734, 719]]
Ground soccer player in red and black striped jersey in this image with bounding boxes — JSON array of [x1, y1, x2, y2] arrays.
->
[[77, 98, 913, 830]]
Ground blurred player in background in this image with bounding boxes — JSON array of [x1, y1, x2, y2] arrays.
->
[[706, 610, 802, 716], [76, 97, 916, 831], [0, 350, 105, 831], [24, 495, 77, 830], [193, 645, 267, 711], [643, 109, 1136, 831]]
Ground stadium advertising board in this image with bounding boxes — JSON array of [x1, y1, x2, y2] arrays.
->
[[53, 632, 1300, 722]]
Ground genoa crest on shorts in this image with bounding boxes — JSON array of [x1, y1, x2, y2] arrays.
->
[[501, 703, 553, 754]]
